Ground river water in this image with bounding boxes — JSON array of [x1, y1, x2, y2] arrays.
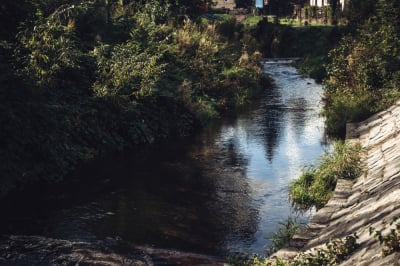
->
[[0, 60, 327, 261]]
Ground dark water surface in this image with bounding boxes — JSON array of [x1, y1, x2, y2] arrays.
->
[[0, 61, 327, 259]]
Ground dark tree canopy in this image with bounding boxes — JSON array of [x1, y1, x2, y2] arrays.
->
[[0, 0, 268, 198], [235, 0, 252, 9], [345, 0, 377, 27]]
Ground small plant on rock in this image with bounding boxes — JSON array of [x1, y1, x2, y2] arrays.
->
[[268, 217, 302, 255], [291, 233, 359, 266], [289, 141, 363, 210], [370, 217, 400, 256]]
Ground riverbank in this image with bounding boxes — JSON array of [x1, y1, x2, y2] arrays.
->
[[271, 100, 400, 264], [0, 60, 327, 265], [0, 1, 272, 199]]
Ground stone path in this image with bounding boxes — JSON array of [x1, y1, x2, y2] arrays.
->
[[272, 101, 400, 265]]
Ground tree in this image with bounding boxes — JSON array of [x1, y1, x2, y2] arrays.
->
[[16, 2, 90, 88], [345, 0, 376, 28], [266, 0, 294, 17], [323, 0, 400, 137], [235, 0, 252, 9], [0, 0, 34, 40]]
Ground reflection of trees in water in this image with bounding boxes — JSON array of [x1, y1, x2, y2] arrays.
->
[[262, 108, 283, 161], [86, 137, 259, 255], [206, 137, 259, 245], [259, 87, 284, 162], [285, 97, 307, 137], [194, 125, 260, 250], [88, 90, 318, 254], [258, 95, 311, 161]]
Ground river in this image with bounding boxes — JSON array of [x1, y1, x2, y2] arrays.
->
[[0, 60, 327, 264]]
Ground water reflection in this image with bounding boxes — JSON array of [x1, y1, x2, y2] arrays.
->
[[0, 61, 327, 257], [39, 137, 261, 255], [207, 62, 326, 253]]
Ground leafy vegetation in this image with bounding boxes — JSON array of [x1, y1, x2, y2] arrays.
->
[[289, 234, 359, 266], [227, 253, 270, 266], [323, 0, 400, 137], [250, 19, 346, 81], [268, 217, 302, 255], [227, 217, 300, 266], [0, 0, 269, 197], [292, 25, 346, 82], [228, 217, 302, 265], [370, 217, 400, 257], [289, 141, 363, 210], [228, 234, 358, 266]]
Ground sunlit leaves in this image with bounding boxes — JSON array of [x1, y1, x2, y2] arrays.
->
[[93, 41, 165, 98], [323, 0, 400, 137], [16, 3, 89, 87]]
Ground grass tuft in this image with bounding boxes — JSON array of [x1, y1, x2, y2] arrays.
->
[[289, 141, 363, 210]]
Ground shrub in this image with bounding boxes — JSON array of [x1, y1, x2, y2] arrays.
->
[[268, 217, 301, 255], [370, 217, 400, 257], [323, 0, 400, 138], [295, 55, 327, 83], [291, 234, 359, 266], [290, 141, 363, 210], [92, 41, 164, 98], [17, 4, 85, 88]]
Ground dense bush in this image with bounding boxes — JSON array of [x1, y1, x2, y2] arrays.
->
[[252, 20, 346, 81], [323, 0, 400, 137], [289, 141, 362, 210], [0, 1, 268, 197]]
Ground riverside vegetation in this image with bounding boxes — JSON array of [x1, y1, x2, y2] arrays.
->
[[289, 141, 363, 210], [289, 0, 400, 211], [229, 0, 400, 264], [228, 140, 363, 265], [0, 0, 271, 197], [0, 0, 347, 199], [2, 0, 400, 264], [259, 1, 400, 265], [324, 0, 400, 137]]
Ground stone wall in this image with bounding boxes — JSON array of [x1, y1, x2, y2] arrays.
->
[[273, 101, 400, 265]]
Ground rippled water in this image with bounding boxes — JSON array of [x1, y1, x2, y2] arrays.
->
[[0, 61, 327, 258]]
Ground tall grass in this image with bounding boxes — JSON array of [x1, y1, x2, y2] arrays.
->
[[289, 141, 363, 210], [268, 217, 302, 255]]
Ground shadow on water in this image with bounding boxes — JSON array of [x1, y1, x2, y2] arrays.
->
[[0, 134, 259, 256], [0, 60, 327, 262]]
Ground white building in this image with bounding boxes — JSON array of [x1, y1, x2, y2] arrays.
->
[[309, 0, 328, 7], [310, 0, 347, 10]]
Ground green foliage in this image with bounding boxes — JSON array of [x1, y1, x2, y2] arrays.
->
[[268, 217, 301, 255], [17, 4, 85, 88], [370, 217, 400, 257], [289, 141, 362, 210], [252, 21, 345, 81], [243, 16, 264, 29], [345, 0, 376, 28], [228, 234, 358, 266], [295, 55, 327, 83], [322, 91, 376, 137], [157, 17, 267, 121], [92, 41, 165, 98], [0, 0, 268, 197], [324, 0, 400, 137], [291, 234, 359, 266]]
